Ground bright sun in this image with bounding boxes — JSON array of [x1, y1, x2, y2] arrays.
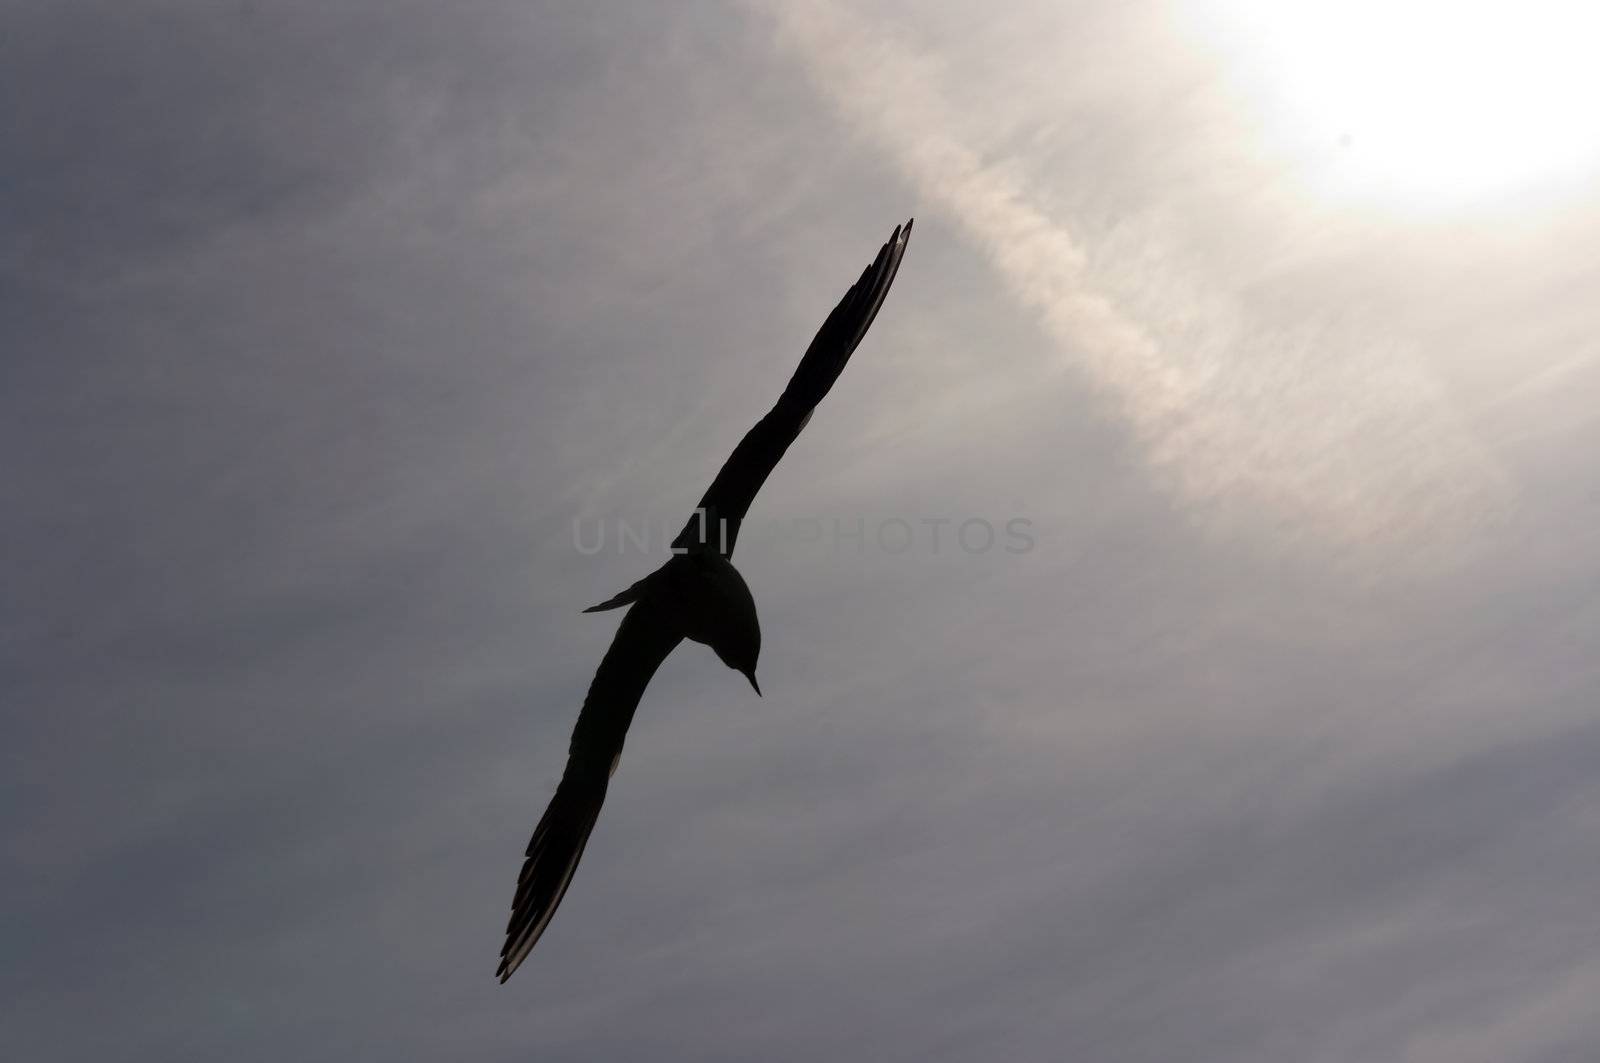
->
[[1194, 0, 1600, 208]]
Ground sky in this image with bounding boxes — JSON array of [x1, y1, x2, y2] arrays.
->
[[4, 1, 1600, 1059]]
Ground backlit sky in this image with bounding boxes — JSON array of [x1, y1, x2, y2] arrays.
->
[[5, 2, 1600, 1060]]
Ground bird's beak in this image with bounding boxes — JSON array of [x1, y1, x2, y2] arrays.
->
[[744, 670, 762, 697]]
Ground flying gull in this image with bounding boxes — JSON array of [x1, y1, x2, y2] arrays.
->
[[498, 219, 913, 981]]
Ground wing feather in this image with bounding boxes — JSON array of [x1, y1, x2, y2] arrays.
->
[[497, 603, 683, 981], [672, 219, 913, 556]]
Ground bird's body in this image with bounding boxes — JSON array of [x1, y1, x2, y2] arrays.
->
[[588, 549, 763, 691], [659, 551, 763, 676], [498, 219, 912, 981]]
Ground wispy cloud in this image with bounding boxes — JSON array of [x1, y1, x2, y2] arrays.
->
[[7, 4, 1599, 1061], [759, 0, 1508, 556]]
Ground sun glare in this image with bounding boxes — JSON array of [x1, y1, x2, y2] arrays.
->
[[1193, 0, 1600, 209]]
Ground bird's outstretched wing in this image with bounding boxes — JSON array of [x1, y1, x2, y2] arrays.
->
[[672, 219, 913, 557], [497, 603, 683, 981]]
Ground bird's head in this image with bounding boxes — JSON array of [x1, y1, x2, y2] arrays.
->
[[714, 627, 762, 697], [685, 549, 762, 697]]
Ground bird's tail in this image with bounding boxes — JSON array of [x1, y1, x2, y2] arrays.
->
[[582, 577, 650, 613], [498, 766, 610, 982]]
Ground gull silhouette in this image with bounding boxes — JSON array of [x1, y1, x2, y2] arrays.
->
[[498, 219, 913, 981]]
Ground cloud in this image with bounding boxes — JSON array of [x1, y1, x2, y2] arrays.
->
[[757, 0, 1509, 557], [5, 3, 1599, 1062]]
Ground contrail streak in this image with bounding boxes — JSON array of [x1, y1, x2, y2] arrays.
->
[[760, 0, 1508, 557]]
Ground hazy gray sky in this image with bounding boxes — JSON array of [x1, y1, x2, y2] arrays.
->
[[5, 2, 1600, 1060]]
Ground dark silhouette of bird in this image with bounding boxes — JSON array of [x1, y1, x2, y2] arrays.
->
[[497, 219, 913, 981]]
